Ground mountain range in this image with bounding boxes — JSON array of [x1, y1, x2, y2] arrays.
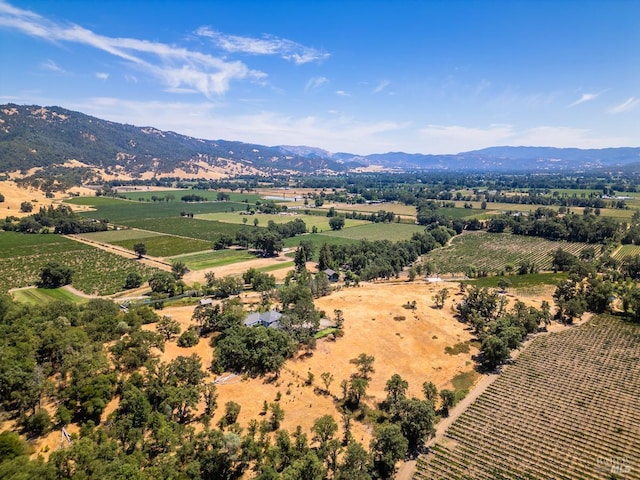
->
[[1, 104, 639, 178]]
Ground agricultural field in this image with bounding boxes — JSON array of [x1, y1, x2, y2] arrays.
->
[[196, 211, 369, 231], [119, 217, 248, 243], [10, 286, 89, 305], [415, 315, 640, 479], [613, 244, 640, 261], [65, 196, 249, 223], [0, 231, 156, 295], [168, 248, 258, 270], [314, 222, 426, 242], [282, 232, 361, 251], [117, 189, 261, 204], [78, 229, 212, 257], [424, 231, 594, 274]]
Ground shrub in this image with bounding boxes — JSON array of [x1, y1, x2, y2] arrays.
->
[[177, 328, 199, 347], [23, 409, 52, 438]]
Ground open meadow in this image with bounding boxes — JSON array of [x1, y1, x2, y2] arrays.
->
[[415, 315, 640, 479]]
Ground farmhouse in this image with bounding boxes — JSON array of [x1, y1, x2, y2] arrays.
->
[[243, 309, 282, 329], [324, 268, 339, 282]]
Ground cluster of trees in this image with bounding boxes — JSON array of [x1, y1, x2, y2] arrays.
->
[[3, 205, 108, 234], [227, 218, 307, 256], [488, 208, 621, 243], [314, 230, 445, 282], [457, 285, 551, 369], [299, 171, 640, 206]]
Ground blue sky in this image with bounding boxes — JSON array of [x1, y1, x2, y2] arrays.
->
[[1, 0, 638, 155]]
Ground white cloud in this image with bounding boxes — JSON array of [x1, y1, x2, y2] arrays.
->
[[95, 72, 109, 80], [195, 27, 330, 65], [305, 76, 328, 91], [373, 80, 390, 94], [569, 92, 598, 107], [336, 90, 350, 97], [0, 1, 263, 97], [609, 97, 639, 114], [419, 124, 514, 152], [40, 59, 64, 73]]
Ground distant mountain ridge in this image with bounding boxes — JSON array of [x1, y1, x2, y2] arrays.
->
[[1, 104, 639, 177]]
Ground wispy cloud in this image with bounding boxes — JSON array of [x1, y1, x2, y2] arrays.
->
[[196, 27, 329, 65], [609, 97, 639, 114], [95, 72, 109, 80], [40, 59, 64, 73], [305, 76, 328, 91], [569, 92, 599, 107], [373, 80, 390, 94], [419, 124, 513, 148], [336, 90, 350, 97], [0, 1, 264, 96]]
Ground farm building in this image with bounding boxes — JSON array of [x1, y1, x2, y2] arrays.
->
[[324, 268, 339, 282], [243, 310, 282, 329]]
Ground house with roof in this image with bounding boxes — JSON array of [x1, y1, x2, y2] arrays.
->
[[324, 268, 339, 282], [243, 309, 282, 329]]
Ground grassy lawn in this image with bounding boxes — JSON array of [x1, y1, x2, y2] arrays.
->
[[196, 211, 369, 231], [425, 231, 592, 274], [11, 287, 89, 305], [168, 248, 257, 270]]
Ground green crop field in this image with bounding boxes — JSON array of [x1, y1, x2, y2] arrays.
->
[[0, 231, 85, 258], [196, 211, 369, 231], [119, 217, 248, 242], [315, 222, 425, 241], [282, 233, 361, 252], [0, 232, 156, 295], [416, 315, 640, 480], [118, 189, 261, 204], [78, 228, 164, 242], [112, 236, 211, 257], [11, 286, 89, 305], [613, 244, 640, 261], [424, 231, 593, 274], [168, 248, 257, 270], [78, 229, 210, 257], [66, 196, 249, 223]]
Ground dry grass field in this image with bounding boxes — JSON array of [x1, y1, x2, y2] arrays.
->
[[134, 280, 480, 447], [0, 180, 92, 217], [415, 314, 640, 480]]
